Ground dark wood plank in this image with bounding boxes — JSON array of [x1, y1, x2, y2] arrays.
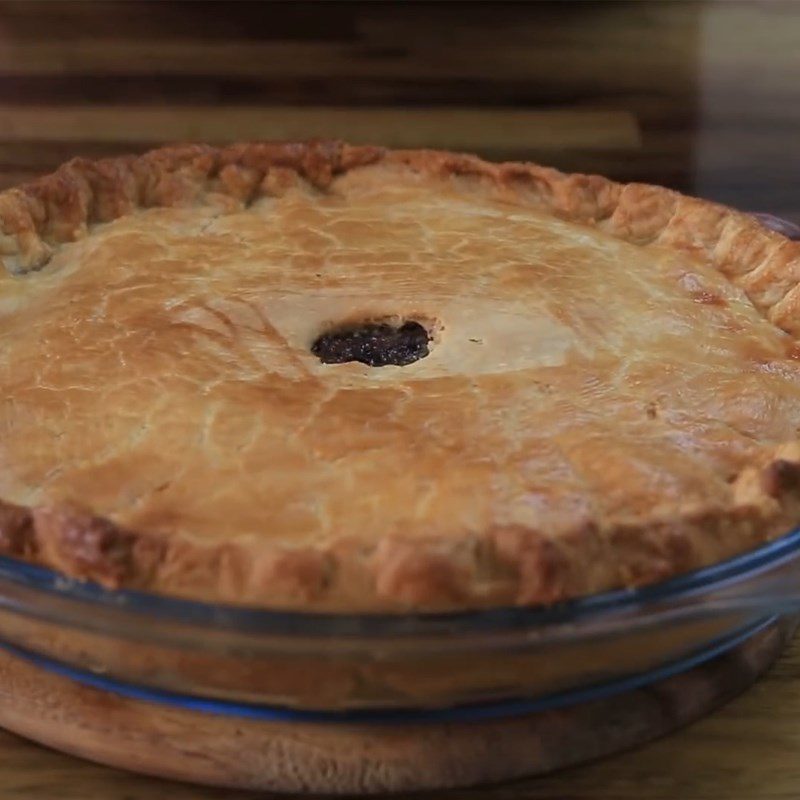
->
[[0, 0, 359, 41]]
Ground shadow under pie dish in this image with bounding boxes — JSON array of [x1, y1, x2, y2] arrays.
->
[[0, 141, 799, 792]]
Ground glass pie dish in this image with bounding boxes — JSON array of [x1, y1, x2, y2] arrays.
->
[[0, 214, 796, 725], [0, 524, 797, 721]]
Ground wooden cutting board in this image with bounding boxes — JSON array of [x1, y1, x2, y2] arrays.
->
[[0, 628, 796, 799]]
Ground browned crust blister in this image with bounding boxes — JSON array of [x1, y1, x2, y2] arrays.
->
[[1, 141, 800, 612]]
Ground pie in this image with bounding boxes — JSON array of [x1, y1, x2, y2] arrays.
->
[[0, 140, 799, 612]]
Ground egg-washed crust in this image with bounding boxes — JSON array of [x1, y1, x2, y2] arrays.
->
[[0, 140, 799, 612]]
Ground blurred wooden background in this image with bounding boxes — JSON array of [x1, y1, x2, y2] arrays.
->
[[0, 0, 796, 219]]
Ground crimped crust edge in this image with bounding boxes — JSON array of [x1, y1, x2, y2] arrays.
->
[[1, 140, 799, 612]]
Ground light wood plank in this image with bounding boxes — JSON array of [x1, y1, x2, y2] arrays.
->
[[0, 106, 641, 150]]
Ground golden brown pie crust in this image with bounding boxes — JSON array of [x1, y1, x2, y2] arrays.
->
[[0, 140, 799, 612]]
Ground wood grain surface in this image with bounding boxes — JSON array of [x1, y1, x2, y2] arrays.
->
[[0, 1, 798, 798]]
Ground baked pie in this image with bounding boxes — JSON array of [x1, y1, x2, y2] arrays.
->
[[0, 141, 799, 612]]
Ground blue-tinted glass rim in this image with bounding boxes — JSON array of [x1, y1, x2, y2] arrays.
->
[[0, 527, 798, 637], [0, 615, 775, 723]]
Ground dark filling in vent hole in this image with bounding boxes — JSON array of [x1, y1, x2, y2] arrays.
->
[[312, 321, 431, 367]]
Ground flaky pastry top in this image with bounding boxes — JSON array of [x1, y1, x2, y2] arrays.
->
[[0, 141, 799, 611]]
